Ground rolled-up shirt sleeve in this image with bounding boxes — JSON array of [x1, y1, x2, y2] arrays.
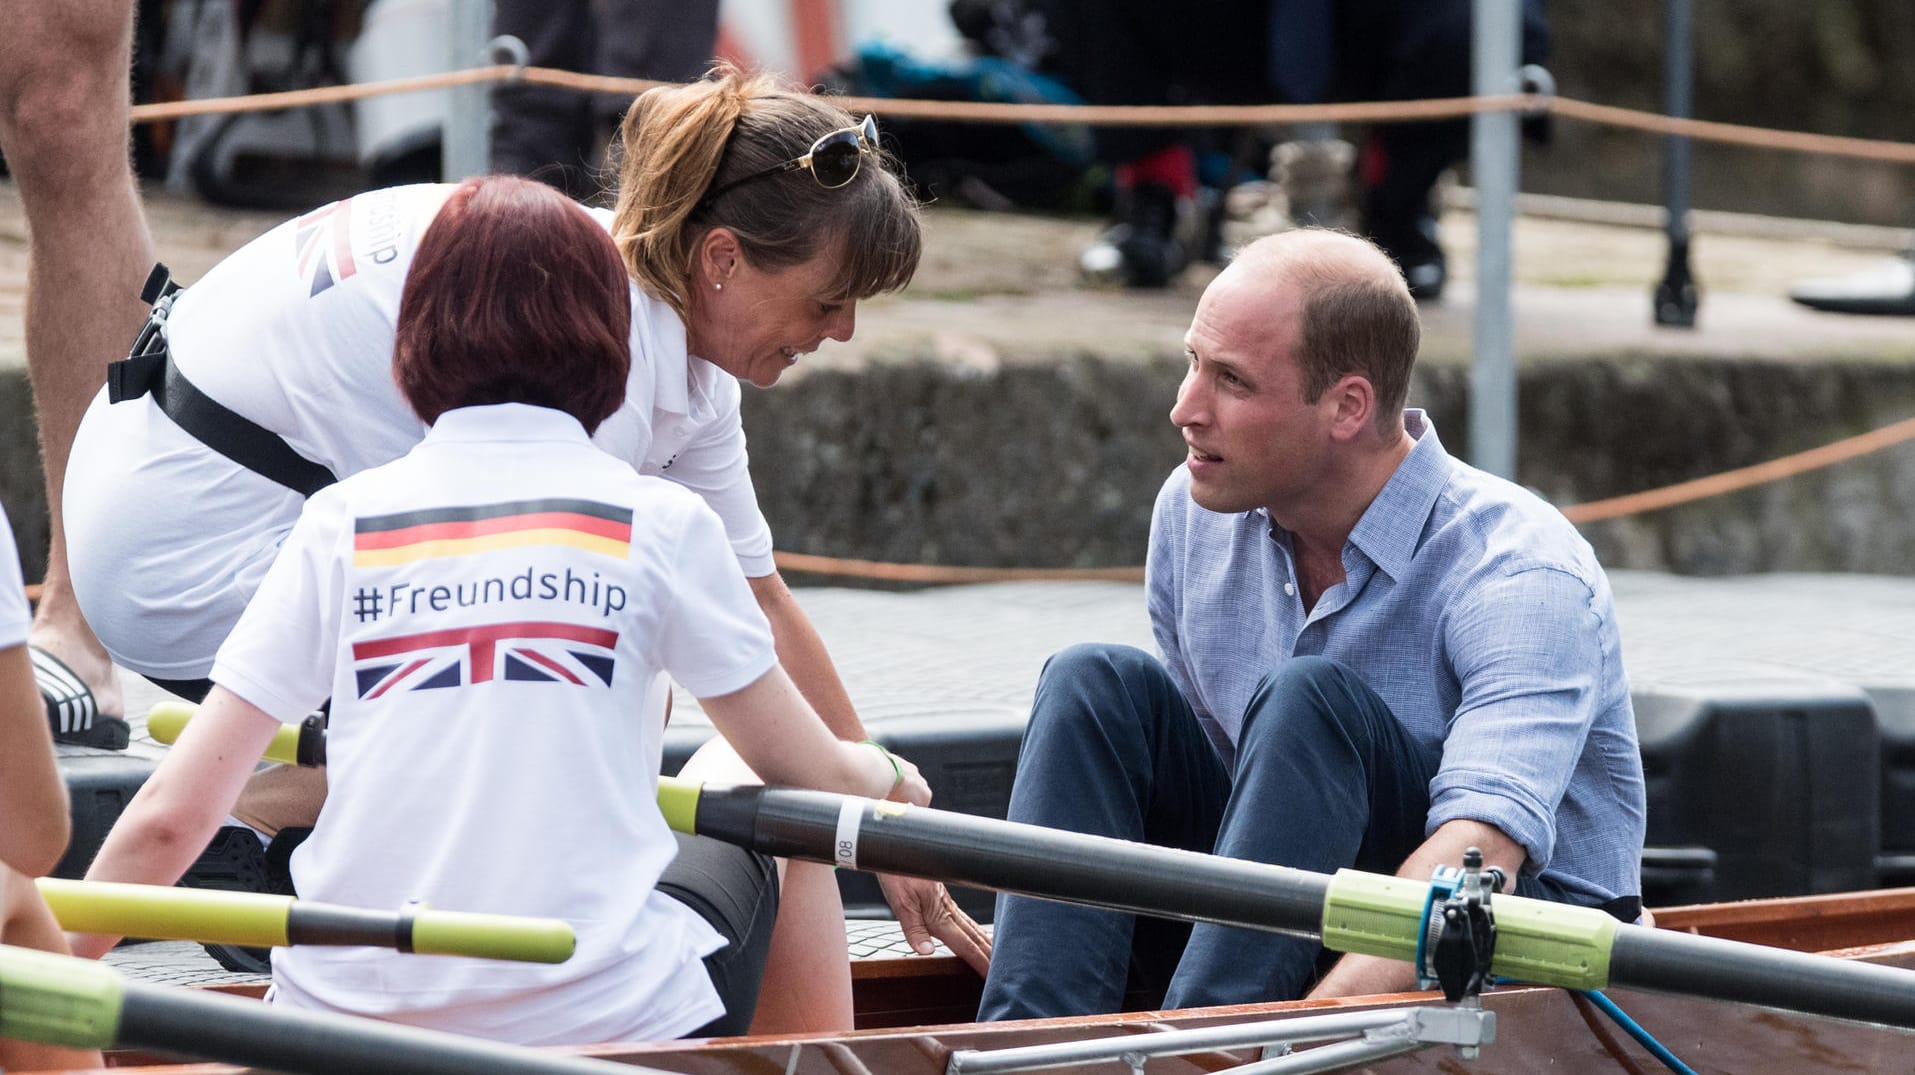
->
[[1428, 564, 1607, 873]]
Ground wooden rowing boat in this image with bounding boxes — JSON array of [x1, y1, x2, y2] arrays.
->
[[67, 886, 1915, 1074]]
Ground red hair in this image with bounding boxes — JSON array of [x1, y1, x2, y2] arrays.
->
[[395, 176, 630, 432]]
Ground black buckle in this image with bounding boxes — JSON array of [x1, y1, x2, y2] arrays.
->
[[140, 262, 180, 306], [107, 350, 166, 405], [111, 263, 182, 403]]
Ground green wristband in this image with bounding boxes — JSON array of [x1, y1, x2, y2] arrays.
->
[[859, 739, 904, 796]]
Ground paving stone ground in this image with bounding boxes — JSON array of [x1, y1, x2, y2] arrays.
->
[[111, 571, 1915, 750]]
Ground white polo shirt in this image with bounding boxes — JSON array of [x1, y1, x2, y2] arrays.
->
[[0, 507, 27, 650], [210, 404, 779, 1045], [64, 184, 774, 681]]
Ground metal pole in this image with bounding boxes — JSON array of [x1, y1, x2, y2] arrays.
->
[[1469, 0, 1521, 479], [442, 0, 493, 180], [1653, 0, 1700, 327]]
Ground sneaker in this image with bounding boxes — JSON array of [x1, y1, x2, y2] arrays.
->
[[1789, 252, 1915, 316]]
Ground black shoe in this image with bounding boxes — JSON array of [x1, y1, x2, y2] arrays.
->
[[1080, 182, 1189, 289]]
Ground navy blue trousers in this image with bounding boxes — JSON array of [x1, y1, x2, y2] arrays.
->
[[979, 644, 1526, 1018]]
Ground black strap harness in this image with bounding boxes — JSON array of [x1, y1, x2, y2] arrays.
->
[[107, 263, 339, 498]]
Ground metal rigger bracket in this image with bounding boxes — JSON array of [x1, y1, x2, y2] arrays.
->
[[944, 851, 1503, 1075]]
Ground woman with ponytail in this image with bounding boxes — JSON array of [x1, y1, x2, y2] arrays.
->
[[61, 68, 988, 1033]]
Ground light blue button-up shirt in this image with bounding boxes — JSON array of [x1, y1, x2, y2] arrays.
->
[[1147, 411, 1644, 904]]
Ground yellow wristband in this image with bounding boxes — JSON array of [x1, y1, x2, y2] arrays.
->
[[859, 739, 904, 796]]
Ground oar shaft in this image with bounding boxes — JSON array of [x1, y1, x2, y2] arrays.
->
[[689, 783, 1330, 938], [0, 943, 662, 1075], [116, 983, 647, 1075], [676, 782, 1915, 1033], [1609, 925, 1915, 1029]]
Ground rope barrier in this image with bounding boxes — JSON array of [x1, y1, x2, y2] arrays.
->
[[96, 65, 1915, 585], [126, 65, 1915, 166], [772, 551, 1143, 585], [1557, 413, 1915, 524]]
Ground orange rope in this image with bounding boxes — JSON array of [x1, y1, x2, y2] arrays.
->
[[1559, 414, 1915, 524], [1549, 97, 1915, 167], [773, 550, 1143, 585], [125, 64, 1915, 165]]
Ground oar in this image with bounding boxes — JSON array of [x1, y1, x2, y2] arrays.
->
[[0, 944, 669, 1075], [40, 878, 574, 963], [146, 701, 324, 766], [153, 707, 1915, 1029], [658, 779, 1915, 1032]]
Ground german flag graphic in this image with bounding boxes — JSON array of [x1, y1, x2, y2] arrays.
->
[[354, 499, 633, 567]]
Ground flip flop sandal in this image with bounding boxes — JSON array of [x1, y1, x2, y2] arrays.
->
[[32, 645, 130, 749]]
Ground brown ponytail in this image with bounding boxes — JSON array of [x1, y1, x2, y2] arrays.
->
[[609, 66, 921, 323]]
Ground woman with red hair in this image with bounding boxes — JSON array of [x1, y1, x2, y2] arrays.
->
[[74, 176, 932, 1045]]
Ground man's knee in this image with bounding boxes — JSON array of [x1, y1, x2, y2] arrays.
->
[[1239, 656, 1371, 744], [1019, 644, 1173, 779], [1031, 643, 1167, 732], [1039, 642, 1159, 690]]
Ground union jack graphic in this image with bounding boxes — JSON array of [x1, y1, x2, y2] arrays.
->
[[293, 198, 357, 298], [351, 621, 618, 699]]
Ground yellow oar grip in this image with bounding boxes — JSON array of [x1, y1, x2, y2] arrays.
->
[[0, 944, 124, 1049], [145, 701, 304, 766], [410, 910, 576, 963], [39, 878, 294, 948], [657, 775, 701, 835]]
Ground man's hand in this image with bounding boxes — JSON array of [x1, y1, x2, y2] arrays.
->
[[877, 873, 992, 976]]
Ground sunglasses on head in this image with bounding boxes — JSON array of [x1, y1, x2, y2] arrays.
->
[[703, 115, 879, 203]]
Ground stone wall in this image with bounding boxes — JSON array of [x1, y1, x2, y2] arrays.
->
[[746, 352, 1915, 579], [0, 372, 47, 583], [14, 352, 1915, 584]]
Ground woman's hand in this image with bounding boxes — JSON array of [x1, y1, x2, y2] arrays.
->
[[861, 741, 932, 805]]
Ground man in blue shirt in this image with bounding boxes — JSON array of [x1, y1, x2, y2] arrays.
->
[[979, 229, 1645, 1018]]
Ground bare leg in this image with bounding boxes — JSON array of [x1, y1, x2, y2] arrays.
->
[[678, 737, 856, 1032], [0, 867, 107, 1071], [0, 0, 156, 720]]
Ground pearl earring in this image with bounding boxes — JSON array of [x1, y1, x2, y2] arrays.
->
[[714, 282, 723, 292]]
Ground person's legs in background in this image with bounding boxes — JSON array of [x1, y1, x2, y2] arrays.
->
[[1333, 0, 1549, 302], [978, 643, 1230, 1019], [491, 0, 597, 200], [0, 0, 155, 733]]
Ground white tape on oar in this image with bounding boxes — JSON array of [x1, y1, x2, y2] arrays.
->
[[834, 797, 863, 870]]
